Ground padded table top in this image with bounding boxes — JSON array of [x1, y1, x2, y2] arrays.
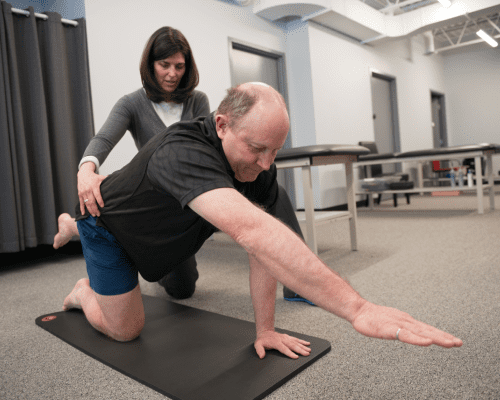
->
[[275, 144, 370, 163], [358, 152, 400, 161], [397, 143, 499, 158], [357, 143, 500, 162]]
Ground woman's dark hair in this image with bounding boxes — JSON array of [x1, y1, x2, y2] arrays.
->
[[140, 27, 199, 104]]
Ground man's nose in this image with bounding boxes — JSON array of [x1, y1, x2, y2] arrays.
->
[[257, 152, 274, 170]]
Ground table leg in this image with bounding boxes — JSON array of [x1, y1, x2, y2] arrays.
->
[[345, 162, 358, 251], [475, 155, 484, 214], [301, 165, 317, 254], [417, 161, 424, 195], [366, 166, 374, 209], [486, 154, 495, 211]]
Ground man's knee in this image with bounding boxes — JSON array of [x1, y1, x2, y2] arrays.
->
[[107, 315, 145, 342], [159, 257, 199, 300]]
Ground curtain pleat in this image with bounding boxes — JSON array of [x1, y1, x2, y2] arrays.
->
[[0, 1, 94, 252]]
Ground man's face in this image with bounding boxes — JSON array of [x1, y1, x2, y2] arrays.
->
[[216, 104, 289, 182]]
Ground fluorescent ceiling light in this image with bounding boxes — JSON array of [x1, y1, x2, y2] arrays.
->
[[436, 0, 452, 7], [476, 29, 499, 47]]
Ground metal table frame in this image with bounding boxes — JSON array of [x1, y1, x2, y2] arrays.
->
[[354, 149, 496, 214], [275, 154, 358, 254]]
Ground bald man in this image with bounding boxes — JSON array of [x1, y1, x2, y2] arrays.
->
[[63, 83, 462, 357]]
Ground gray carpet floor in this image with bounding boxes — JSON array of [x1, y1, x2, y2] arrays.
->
[[1, 192, 499, 399]]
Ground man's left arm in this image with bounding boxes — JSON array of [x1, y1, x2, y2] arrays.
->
[[249, 254, 311, 359], [188, 188, 462, 359]]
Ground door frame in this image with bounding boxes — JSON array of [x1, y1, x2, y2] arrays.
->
[[228, 38, 296, 203], [370, 71, 402, 155], [430, 90, 448, 148]]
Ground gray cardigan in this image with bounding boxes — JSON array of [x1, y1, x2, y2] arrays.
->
[[80, 88, 210, 172]]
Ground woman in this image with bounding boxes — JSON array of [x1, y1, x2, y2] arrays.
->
[[54, 26, 210, 249], [53, 27, 209, 300]]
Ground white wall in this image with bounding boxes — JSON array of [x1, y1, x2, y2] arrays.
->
[[84, 0, 499, 208], [442, 45, 500, 176], [84, 0, 286, 175], [297, 22, 448, 208]]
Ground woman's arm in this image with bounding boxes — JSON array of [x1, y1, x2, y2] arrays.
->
[[78, 94, 135, 215], [80, 95, 136, 173]]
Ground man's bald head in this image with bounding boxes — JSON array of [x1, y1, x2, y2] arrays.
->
[[216, 82, 288, 131], [214, 83, 290, 182]]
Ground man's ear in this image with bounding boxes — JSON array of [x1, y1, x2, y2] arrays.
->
[[215, 114, 229, 139]]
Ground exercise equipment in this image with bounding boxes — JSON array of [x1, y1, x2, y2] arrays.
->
[[36, 295, 331, 400]]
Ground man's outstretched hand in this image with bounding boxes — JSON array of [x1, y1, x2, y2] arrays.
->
[[254, 330, 312, 359], [351, 302, 463, 348]]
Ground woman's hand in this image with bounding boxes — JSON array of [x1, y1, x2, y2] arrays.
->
[[77, 162, 107, 216]]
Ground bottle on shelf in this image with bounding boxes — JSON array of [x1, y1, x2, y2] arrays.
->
[[458, 168, 464, 188], [467, 169, 473, 188], [449, 168, 456, 188]]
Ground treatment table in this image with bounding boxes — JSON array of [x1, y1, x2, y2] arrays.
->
[[354, 144, 500, 214], [275, 145, 370, 254]]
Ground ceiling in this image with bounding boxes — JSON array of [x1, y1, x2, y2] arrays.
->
[[250, 0, 500, 54], [360, 0, 500, 52]]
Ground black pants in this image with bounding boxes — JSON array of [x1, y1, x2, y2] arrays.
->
[[160, 185, 304, 299]]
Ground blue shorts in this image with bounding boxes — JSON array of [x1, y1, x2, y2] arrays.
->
[[77, 216, 139, 296]]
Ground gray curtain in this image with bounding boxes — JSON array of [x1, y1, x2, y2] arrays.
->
[[0, 1, 94, 252]]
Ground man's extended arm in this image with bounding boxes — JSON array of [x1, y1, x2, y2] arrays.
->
[[249, 254, 311, 359], [188, 188, 462, 354]]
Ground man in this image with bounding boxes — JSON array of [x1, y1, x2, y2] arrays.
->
[[63, 82, 462, 358]]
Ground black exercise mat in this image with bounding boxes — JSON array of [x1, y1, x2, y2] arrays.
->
[[36, 295, 331, 400]]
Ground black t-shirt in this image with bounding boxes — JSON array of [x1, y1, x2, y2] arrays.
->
[[76, 113, 278, 282]]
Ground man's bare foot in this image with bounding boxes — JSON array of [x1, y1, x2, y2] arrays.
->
[[53, 213, 78, 249], [63, 278, 90, 311]]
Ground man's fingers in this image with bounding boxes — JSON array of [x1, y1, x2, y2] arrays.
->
[[276, 343, 299, 359], [255, 333, 312, 359], [254, 343, 266, 359], [397, 329, 432, 346], [398, 327, 463, 348], [404, 319, 464, 347], [285, 337, 311, 356], [291, 343, 311, 356]]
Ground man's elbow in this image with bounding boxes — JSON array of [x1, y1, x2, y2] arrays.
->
[[227, 223, 261, 257]]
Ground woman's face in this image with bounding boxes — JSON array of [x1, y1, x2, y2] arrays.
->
[[153, 52, 186, 94]]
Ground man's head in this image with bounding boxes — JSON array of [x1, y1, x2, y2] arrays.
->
[[215, 83, 290, 182]]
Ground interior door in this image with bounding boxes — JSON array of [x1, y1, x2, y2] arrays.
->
[[371, 75, 396, 174], [229, 41, 295, 203], [431, 92, 448, 148]]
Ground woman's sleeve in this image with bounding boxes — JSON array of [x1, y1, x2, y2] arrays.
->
[[79, 96, 133, 173]]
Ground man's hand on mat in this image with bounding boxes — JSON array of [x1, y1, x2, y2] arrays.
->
[[350, 302, 463, 348], [254, 330, 311, 359]]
